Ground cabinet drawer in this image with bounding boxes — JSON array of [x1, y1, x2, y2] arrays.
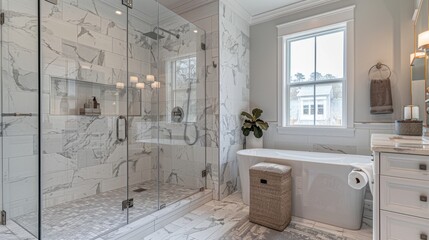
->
[[381, 211, 429, 240], [380, 176, 429, 219], [380, 153, 429, 181]]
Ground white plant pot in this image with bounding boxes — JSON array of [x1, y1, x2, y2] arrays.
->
[[246, 134, 263, 149]]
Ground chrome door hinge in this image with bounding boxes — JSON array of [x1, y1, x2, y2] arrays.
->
[[122, 0, 133, 8], [0, 13, 5, 25], [45, 0, 58, 5], [122, 198, 134, 211], [1, 211, 6, 225]]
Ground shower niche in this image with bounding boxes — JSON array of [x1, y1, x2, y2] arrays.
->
[[49, 77, 142, 116]]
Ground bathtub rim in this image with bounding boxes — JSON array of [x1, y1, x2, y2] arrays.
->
[[237, 148, 372, 166]]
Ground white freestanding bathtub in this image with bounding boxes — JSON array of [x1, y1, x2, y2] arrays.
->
[[237, 149, 372, 230]]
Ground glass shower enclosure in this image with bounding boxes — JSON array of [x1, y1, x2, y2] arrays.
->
[[0, 0, 206, 239]]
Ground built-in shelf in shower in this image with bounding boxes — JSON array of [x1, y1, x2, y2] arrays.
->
[[50, 77, 142, 116]]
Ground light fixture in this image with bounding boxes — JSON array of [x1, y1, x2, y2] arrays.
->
[[130, 76, 138, 83], [136, 83, 145, 89], [410, 51, 426, 65], [146, 74, 155, 82], [418, 31, 429, 49], [115, 10, 122, 15], [116, 82, 125, 89], [193, 30, 198, 33], [151, 81, 160, 89]]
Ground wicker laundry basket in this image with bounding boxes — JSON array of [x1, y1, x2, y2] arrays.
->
[[249, 162, 292, 231]]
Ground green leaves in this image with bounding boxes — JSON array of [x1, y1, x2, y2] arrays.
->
[[241, 111, 253, 120], [241, 108, 269, 139], [252, 108, 263, 119], [253, 127, 263, 138]]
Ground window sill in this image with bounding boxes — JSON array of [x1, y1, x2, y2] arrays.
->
[[277, 126, 355, 137]]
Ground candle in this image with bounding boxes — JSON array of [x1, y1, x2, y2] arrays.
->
[[130, 76, 138, 83], [404, 106, 412, 120], [136, 82, 145, 89], [116, 82, 125, 89], [146, 75, 155, 82], [151, 81, 160, 89], [412, 106, 419, 120]]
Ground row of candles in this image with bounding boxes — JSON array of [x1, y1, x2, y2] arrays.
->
[[115, 74, 160, 90]]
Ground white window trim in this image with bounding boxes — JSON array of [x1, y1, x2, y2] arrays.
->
[[277, 6, 355, 137]]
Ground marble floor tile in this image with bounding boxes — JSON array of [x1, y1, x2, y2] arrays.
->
[[144, 192, 373, 240]]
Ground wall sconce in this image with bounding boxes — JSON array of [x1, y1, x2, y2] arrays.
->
[[146, 74, 155, 82], [130, 76, 139, 83], [151, 81, 160, 89], [136, 82, 145, 89], [418, 30, 429, 49], [410, 51, 426, 65], [116, 82, 125, 89]]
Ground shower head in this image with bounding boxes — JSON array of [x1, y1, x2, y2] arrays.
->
[[143, 27, 180, 40], [143, 31, 165, 40]]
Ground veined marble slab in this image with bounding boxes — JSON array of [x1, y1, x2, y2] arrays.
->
[[371, 134, 429, 155]]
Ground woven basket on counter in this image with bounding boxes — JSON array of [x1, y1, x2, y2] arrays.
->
[[249, 162, 292, 231]]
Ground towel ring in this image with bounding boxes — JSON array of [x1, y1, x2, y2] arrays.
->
[[368, 62, 391, 80]]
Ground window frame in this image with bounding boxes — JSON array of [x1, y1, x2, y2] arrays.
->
[[166, 54, 198, 124], [277, 6, 355, 137], [284, 26, 346, 127]]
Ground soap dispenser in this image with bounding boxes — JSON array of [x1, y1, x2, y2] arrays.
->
[[93, 97, 98, 109]]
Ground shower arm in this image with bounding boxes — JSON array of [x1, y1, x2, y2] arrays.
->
[[153, 26, 180, 39]]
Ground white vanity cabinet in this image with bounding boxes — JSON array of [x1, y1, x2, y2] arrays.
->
[[372, 134, 429, 240]]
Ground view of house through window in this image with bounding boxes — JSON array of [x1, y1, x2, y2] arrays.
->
[[286, 28, 345, 126]]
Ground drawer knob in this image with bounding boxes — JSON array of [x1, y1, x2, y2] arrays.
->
[[420, 164, 427, 170], [420, 195, 428, 202], [421, 233, 428, 240]]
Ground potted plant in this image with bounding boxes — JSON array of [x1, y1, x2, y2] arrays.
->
[[241, 108, 269, 149]]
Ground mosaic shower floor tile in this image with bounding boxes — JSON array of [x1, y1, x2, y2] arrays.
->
[[12, 181, 197, 240]]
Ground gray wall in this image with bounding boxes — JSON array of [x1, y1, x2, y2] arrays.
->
[[249, 0, 414, 155], [250, 0, 413, 123]]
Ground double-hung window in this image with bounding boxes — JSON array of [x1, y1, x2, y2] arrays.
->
[[277, 6, 354, 134], [286, 27, 345, 126]]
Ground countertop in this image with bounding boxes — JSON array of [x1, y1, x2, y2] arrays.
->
[[371, 134, 429, 155]]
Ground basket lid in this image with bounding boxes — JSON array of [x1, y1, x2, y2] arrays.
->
[[250, 162, 291, 174]]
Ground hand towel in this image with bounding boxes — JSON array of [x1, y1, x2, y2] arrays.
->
[[370, 78, 393, 114]]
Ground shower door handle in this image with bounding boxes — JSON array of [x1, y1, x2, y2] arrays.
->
[[117, 115, 128, 142]]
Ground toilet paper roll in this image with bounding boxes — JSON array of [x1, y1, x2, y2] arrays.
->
[[348, 170, 369, 190], [351, 162, 374, 195]]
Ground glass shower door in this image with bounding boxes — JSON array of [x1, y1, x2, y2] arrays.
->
[[38, 0, 129, 239], [126, 0, 160, 222], [1, 0, 39, 237]]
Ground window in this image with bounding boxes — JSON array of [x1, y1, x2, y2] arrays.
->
[[167, 55, 197, 123], [286, 28, 344, 126], [277, 6, 355, 134]]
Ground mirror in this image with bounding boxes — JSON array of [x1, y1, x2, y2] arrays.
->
[[411, 0, 427, 126]]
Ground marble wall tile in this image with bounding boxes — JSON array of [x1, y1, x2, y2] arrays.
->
[[218, 0, 250, 200]]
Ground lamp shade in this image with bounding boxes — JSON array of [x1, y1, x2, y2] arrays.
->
[[418, 30, 429, 49]]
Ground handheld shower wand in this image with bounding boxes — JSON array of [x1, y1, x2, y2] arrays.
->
[[184, 82, 198, 145]]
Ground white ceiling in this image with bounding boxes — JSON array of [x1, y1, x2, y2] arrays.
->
[[235, 0, 304, 16]]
